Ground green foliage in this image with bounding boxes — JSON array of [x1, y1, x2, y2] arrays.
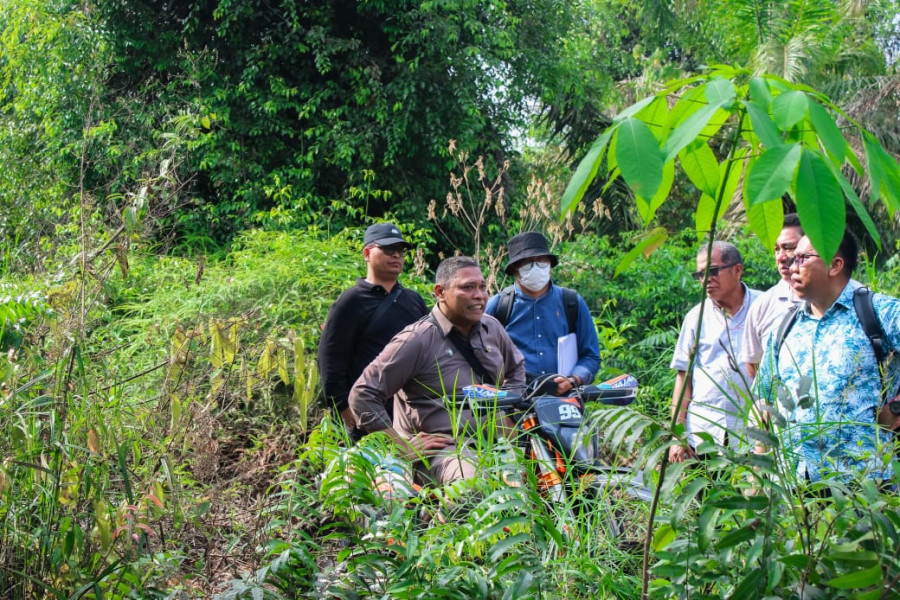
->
[[563, 68, 900, 267]]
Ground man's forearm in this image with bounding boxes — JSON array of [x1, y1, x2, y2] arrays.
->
[[671, 371, 691, 424]]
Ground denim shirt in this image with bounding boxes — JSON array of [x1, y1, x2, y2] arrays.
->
[[757, 282, 900, 483], [485, 282, 600, 385]]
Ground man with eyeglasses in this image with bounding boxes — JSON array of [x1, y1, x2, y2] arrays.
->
[[485, 231, 600, 395], [669, 241, 761, 463], [318, 223, 427, 438], [756, 231, 900, 483], [740, 213, 804, 379]]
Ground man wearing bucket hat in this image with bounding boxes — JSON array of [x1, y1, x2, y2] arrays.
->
[[485, 231, 600, 395], [318, 223, 427, 438]]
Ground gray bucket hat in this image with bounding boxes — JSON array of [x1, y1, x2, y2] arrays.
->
[[505, 231, 558, 275]]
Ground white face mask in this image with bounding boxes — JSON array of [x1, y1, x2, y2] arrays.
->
[[518, 261, 551, 292]]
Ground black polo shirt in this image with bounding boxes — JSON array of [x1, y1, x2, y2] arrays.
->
[[317, 278, 427, 413]]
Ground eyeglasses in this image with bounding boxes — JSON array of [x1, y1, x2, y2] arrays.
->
[[790, 252, 820, 267], [518, 260, 551, 275], [374, 244, 408, 257], [691, 263, 737, 281]]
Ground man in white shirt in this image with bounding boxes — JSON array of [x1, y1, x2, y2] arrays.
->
[[670, 241, 761, 462], [740, 214, 803, 379]]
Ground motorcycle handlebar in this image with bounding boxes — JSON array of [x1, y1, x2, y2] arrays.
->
[[447, 379, 637, 413]]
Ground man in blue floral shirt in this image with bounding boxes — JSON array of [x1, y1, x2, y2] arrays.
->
[[757, 231, 900, 483]]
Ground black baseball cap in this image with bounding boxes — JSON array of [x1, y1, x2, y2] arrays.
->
[[363, 223, 413, 248]]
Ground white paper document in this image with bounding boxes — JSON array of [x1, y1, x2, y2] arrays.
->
[[557, 332, 577, 376]]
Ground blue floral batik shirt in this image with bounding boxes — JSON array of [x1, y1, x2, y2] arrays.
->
[[756, 282, 900, 483]]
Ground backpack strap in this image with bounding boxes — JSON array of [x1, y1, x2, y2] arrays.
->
[[494, 285, 516, 327], [853, 286, 886, 366], [495, 284, 579, 334], [561, 287, 579, 334], [774, 303, 803, 360], [777, 287, 892, 401]]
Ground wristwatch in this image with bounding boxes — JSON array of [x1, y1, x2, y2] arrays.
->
[[886, 395, 900, 415]]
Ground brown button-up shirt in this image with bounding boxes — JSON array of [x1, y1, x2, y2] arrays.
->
[[349, 306, 525, 438]]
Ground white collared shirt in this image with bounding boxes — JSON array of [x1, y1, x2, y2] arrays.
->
[[671, 283, 761, 448]]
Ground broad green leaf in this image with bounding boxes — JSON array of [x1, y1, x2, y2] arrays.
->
[[668, 85, 707, 129], [827, 551, 879, 563], [616, 118, 664, 199], [680, 140, 720, 196], [808, 101, 845, 164], [560, 128, 613, 216], [607, 131, 619, 174], [744, 101, 783, 149], [614, 227, 668, 277], [822, 154, 882, 250], [660, 74, 706, 95], [730, 569, 764, 599], [863, 133, 900, 216], [719, 146, 748, 203], [695, 194, 717, 238], [826, 565, 883, 589], [772, 90, 808, 130], [612, 94, 659, 124], [636, 95, 670, 138], [487, 533, 530, 562], [846, 141, 865, 176], [704, 77, 736, 105], [635, 160, 674, 224], [745, 143, 801, 207], [709, 495, 770, 510], [749, 77, 773, 109], [697, 505, 720, 553], [699, 106, 730, 140], [663, 101, 727, 161], [709, 64, 739, 78], [746, 198, 784, 251], [795, 149, 846, 264], [652, 523, 677, 551]]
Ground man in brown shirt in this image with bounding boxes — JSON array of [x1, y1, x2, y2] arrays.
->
[[349, 256, 525, 484]]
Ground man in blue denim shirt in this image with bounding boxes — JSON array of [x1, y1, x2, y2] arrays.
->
[[757, 231, 900, 483], [485, 232, 600, 395]]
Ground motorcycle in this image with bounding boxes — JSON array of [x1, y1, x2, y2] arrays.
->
[[460, 373, 653, 539]]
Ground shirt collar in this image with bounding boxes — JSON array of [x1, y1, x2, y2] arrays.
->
[[357, 277, 402, 294], [430, 305, 483, 338], [800, 280, 856, 318]]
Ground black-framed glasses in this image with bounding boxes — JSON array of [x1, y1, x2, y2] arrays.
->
[[791, 252, 820, 267], [691, 263, 737, 281], [374, 244, 408, 257]]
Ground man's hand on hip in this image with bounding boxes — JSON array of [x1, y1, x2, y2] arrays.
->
[[669, 444, 695, 463]]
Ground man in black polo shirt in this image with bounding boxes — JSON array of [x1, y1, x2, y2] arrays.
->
[[317, 223, 428, 438]]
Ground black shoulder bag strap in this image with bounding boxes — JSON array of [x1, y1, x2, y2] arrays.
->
[[774, 303, 803, 360], [360, 284, 404, 338], [561, 287, 579, 334], [495, 285, 516, 327], [496, 284, 579, 334], [853, 286, 886, 365], [428, 314, 490, 382]]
